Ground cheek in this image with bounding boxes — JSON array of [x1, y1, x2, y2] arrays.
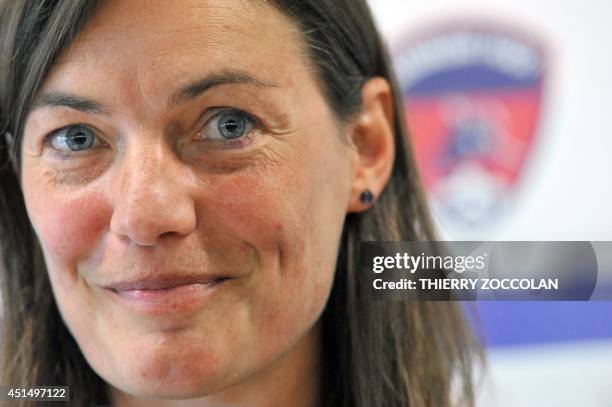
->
[[202, 132, 349, 345], [24, 187, 111, 272], [205, 135, 348, 274]]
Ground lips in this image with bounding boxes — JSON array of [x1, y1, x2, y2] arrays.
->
[[104, 275, 230, 292], [101, 274, 233, 316]]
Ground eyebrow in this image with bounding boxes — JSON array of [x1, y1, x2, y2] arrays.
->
[[31, 93, 112, 115], [170, 69, 280, 107], [30, 69, 279, 115]]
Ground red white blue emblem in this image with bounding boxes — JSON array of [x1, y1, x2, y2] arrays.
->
[[394, 22, 547, 233]]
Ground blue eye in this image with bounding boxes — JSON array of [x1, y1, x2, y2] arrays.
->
[[50, 125, 98, 152], [199, 110, 254, 142]]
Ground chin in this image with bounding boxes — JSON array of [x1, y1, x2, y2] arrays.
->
[[111, 367, 224, 401], [101, 345, 231, 401]]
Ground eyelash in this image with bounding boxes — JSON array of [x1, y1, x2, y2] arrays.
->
[[44, 107, 262, 157], [44, 123, 106, 159], [194, 107, 260, 149]]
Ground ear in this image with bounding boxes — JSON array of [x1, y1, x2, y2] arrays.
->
[[346, 77, 395, 213]]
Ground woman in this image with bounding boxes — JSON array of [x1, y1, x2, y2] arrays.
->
[[0, 1, 480, 406]]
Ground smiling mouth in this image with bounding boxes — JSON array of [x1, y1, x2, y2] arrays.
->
[[105, 275, 232, 292], [102, 275, 234, 315]]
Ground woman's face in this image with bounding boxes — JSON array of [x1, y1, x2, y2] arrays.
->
[[21, 0, 356, 401]]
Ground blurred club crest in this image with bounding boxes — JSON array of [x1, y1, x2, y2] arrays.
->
[[393, 22, 547, 233]]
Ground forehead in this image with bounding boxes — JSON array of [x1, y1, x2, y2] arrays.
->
[[42, 0, 306, 99]]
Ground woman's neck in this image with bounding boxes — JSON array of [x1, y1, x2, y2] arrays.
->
[[110, 322, 322, 407]]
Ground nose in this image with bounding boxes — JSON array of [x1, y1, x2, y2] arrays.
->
[[109, 142, 196, 246]]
